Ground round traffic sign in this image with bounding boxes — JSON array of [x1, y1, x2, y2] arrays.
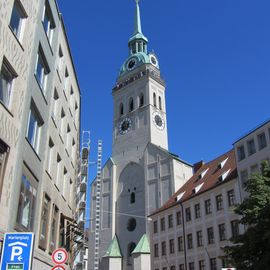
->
[[52, 266, 65, 270], [52, 248, 68, 265]]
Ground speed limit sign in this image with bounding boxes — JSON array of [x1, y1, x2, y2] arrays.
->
[[52, 266, 65, 270], [52, 248, 68, 265]]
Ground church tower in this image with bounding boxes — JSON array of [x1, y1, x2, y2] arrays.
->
[[88, 2, 193, 270], [112, 0, 168, 163]]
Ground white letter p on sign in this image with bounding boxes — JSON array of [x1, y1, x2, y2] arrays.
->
[[11, 246, 23, 261]]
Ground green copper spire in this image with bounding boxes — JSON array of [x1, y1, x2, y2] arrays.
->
[[103, 235, 122, 258], [128, 0, 148, 54], [132, 234, 151, 254], [134, 0, 142, 35]]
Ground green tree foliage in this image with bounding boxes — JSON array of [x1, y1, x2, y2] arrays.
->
[[224, 161, 270, 270]]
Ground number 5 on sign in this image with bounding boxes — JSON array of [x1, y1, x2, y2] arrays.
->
[[52, 266, 65, 270], [51, 248, 68, 265]]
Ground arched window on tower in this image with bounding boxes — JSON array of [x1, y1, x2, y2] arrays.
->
[[127, 242, 136, 265], [139, 93, 144, 107], [130, 192, 135, 204], [153, 93, 157, 107], [129, 98, 134, 112], [120, 103, 124, 116], [159, 96, 162, 110]]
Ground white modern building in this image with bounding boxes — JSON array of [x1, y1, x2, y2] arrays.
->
[[88, 1, 193, 270], [0, 0, 81, 269], [149, 150, 243, 270]]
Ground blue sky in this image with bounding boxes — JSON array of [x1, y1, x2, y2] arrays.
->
[[57, 0, 270, 216]]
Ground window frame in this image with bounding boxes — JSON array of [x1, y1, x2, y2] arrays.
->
[[218, 223, 226, 241], [195, 203, 201, 219], [42, 0, 55, 45], [207, 227, 215, 244], [39, 193, 51, 250], [26, 101, 43, 154], [205, 199, 212, 215], [216, 194, 223, 211], [257, 132, 267, 150], [231, 220, 239, 238], [0, 58, 17, 108], [49, 204, 59, 253], [196, 230, 203, 247], [9, 0, 27, 41], [35, 45, 50, 92], [247, 139, 256, 156], [0, 140, 9, 201], [237, 145, 246, 161], [187, 233, 193, 249], [185, 207, 191, 222], [227, 189, 235, 207], [16, 168, 38, 231]]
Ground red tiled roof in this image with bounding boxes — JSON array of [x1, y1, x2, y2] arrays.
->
[[150, 149, 237, 216]]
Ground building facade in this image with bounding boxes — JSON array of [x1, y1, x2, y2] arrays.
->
[[0, 0, 81, 269], [88, 1, 192, 270], [234, 119, 270, 200], [150, 150, 243, 270]]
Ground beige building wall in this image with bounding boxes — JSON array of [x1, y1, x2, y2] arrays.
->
[[0, 0, 81, 269]]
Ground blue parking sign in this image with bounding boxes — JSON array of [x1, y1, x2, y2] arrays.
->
[[0, 233, 34, 270]]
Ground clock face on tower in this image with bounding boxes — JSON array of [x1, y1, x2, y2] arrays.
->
[[152, 111, 165, 130], [119, 118, 132, 135], [127, 57, 138, 71]]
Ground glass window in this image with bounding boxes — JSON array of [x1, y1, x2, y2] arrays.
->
[[42, 1, 55, 44], [207, 227, 215, 244], [168, 214, 173, 228], [46, 138, 54, 176], [199, 260, 205, 270], [237, 145, 245, 161], [16, 174, 37, 230], [216, 194, 223, 211], [153, 92, 157, 107], [9, 1, 26, 40], [120, 102, 124, 116], [176, 211, 181, 225], [26, 102, 43, 153], [153, 220, 158, 233], [210, 258, 217, 270], [127, 218, 136, 232], [169, 239, 175, 254], [205, 199, 212, 215], [35, 46, 50, 91], [218, 223, 226, 241], [231, 220, 239, 238], [247, 139, 256, 156], [0, 140, 9, 201], [49, 205, 59, 252], [129, 98, 134, 112], [0, 60, 16, 107], [159, 96, 162, 110], [39, 194, 51, 249], [179, 265, 184, 270], [240, 170, 248, 187], [185, 207, 191, 222], [177, 236, 183, 252], [127, 242, 136, 265], [130, 192, 135, 204], [170, 267, 176, 270], [257, 132, 267, 150], [139, 93, 144, 107], [195, 203, 201, 218], [160, 217, 165, 231], [189, 262, 194, 270], [161, 241, 166, 255], [197, 230, 203, 247], [187, 234, 193, 249], [154, 243, 159, 257], [227, 189, 236, 207]]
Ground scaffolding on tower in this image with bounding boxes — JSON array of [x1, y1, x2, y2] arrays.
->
[[74, 131, 91, 270], [93, 140, 102, 270]]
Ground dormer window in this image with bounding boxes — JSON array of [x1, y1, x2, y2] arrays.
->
[[129, 98, 134, 112]]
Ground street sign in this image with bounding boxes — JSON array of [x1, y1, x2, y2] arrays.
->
[[52, 266, 65, 270], [0, 233, 34, 270], [51, 248, 68, 265]]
